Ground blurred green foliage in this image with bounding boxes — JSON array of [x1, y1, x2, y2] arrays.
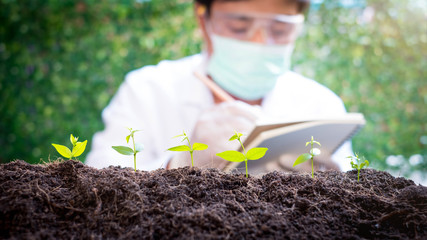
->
[[0, 0, 201, 162], [293, 0, 426, 178], [1, 0, 425, 179]]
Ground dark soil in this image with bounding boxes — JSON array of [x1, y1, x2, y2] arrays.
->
[[1, 160, 426, 239]]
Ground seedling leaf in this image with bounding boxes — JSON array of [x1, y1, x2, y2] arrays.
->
[[52, 144, 72, 159], [293, 153, 312, 167], [126, 135, 131, 144], [70, 134, 77, 145], [229, 135, 239, 141], [168, 131, 209, 167], [362, 160, 369, 167], [112, 146, 134, 155], [71, 140, 87, 157], [229, 131, 243, 141], [168, 145, 191, 152], [193, 142, 208, 151], [216, 150, 245, 162], [348, 153, 370, 181], [246, 147, 268, 160]]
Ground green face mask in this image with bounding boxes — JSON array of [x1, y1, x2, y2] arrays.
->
[[207, 34, 294, 101]]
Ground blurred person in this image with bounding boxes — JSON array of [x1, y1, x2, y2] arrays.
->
[[86, 0, 353, 173]]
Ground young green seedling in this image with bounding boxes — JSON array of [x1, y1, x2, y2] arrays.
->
[[347, 153, 369, 182], [167, 131, 208, 167], [216, 130, 268, 178], [112, 128, 143, 172], [293, 136, 321, 178], [52, 134, 87, 160]]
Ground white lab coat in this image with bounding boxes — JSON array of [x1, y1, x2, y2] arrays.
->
[[85, 54, 353, 171]]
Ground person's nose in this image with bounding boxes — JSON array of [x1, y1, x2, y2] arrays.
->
[[250, 28, 268, 44]]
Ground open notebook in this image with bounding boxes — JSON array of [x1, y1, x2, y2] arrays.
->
[[222, 113, 366, 174]]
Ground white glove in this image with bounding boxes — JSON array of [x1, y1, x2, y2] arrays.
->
[[168, 101, 263, 170]]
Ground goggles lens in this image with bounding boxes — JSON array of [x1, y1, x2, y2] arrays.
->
[[209, 11, 304, 45]]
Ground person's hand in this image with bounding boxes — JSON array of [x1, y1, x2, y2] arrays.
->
[[168, 101, 263, 169]]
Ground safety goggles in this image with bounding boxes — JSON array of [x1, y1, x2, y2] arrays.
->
[[208, 11, 304, 45]]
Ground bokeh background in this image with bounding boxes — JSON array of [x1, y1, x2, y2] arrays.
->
[[1, 0, 426, 183]]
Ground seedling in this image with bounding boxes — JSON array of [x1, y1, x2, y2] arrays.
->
[[216, 130, 268, 178], [167, 131, 208, 167], [112, 128, 143, 172], [52, 134, 87, 160], [347, 153, 369, 182], [293, 136, 321, 178]]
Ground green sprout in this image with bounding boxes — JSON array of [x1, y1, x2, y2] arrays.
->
[[347, 153, 369, 182], [293, 136, 321, 178], [52, 134, 87, 160], [167, 131, 208, 167], [112, 128, 143, 172], [216, 130, 268, 178]]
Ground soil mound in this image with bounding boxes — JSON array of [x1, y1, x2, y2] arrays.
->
[[1, 160, 426, 239]]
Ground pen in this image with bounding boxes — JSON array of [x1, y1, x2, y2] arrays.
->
[[193, 71, 234, 102]]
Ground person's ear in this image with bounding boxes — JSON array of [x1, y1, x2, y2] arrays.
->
[[194, 3, 213, 56]]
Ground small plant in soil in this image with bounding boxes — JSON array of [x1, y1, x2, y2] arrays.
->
[[293, 136, 321, 178], [167, 131, 208, 167], [52, 134, 87, 160], [112, 127, 143, 172], [216, 130, 268, 178], [347, 153, 369, 182]]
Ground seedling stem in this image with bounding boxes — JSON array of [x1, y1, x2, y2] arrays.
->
[[167, 131, 208, 167], [347, 153, 369, 182], [293, 136, 321, 178], [112, 128, 143, 172]]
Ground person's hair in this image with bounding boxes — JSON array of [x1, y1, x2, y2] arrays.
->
[[195, 0, 310, 16]]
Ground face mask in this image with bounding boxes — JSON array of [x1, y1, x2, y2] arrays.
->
[[207, 34, 294, 101]]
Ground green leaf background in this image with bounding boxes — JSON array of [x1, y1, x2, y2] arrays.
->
[[0, 0, 425, 180]]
